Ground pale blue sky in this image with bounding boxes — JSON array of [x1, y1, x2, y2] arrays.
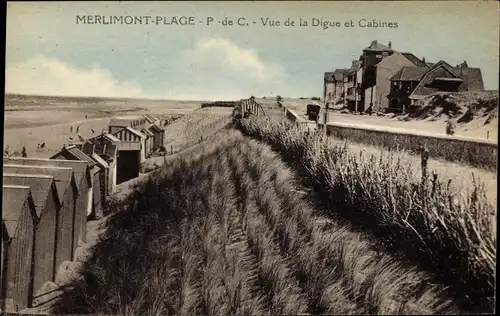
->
[[5, 1, 499, 100]]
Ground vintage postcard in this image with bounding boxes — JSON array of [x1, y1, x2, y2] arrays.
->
[[3, 1, 498, 315]]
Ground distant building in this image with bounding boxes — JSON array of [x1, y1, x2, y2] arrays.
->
[[363, 52, 419, 112], [390, 60, 485, 110], [324, 69, 347, 106], [326, 40, 485, 113], [2, 174, 61, 299], [343, 60, 363, 111], [408, 60, 484, 101], [2, 185, 37, 312], [389, 66, 430, 111]]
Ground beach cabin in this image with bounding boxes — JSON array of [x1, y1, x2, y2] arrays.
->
[[2, 174, 61, 299], [3, 158, 92, 248], [144, 113, 159, 125], [148, 124, 165, 151], [3, 165, 79, 267], [77, 134, 119, 195], [90, 153, 109, 218], [108, 116, 147, 135], [141, 127, 154, 156], [1, 185, 37, 312], [114, 127, 147, 162], [51, 146, 103, 220]]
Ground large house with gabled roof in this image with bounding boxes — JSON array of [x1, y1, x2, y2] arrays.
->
[[389, 59, 485, 110], [325, 40, 485, 113]]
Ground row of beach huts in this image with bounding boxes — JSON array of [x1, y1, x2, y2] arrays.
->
[[1, 113, 165, 312]]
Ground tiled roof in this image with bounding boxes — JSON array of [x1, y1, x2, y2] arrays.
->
[[52, 145, 97, 168], [91, 153, 109, 169], [149, 124, 164, 133], [109, 116, 144, 127], [104, 134, 121, 142], [3, 157, 88, 186], [333, 69, 348, 81], [144, 114, 158, 124], [3, 164, 74, 202], [363, 40, 393, 52], [2, 185, 34, 237], [401, 53, 428, 67], [391, 66, 430, 81], [126, 127, 147, 139], [141, 128, 154, 137], [324, 72, 335, 83], [451, 67, 484, 91], [3, 173, 58, 218]]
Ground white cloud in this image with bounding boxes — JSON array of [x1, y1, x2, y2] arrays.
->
[[5, 55, 146, 98], [181, 36, 286, 83], [5, 37, 290, 100]]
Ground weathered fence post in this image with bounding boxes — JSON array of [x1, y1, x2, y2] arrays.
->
[[487, 130, 490, 140], [420, 146, 429, 186]]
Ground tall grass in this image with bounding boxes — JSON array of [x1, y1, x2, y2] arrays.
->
[[163, 108, 232, 155], [51, 129, 463, 315], [237, 117, 496, 313]]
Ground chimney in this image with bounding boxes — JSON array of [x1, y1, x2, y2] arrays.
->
[[388, 41, 392, 49], [422, 57, 426, 63], [462, 60, 468, 68]]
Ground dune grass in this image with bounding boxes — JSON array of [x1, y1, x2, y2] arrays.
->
[[237, 116, 496, 313], [51, 129, 462, 315]]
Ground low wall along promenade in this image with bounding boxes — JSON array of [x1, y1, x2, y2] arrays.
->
[[282, 105, 497, 169]]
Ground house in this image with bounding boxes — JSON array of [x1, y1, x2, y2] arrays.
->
[[389, 66, 430, 111], [324, 69, 347, 106], [114, 126, 147, 162], [363, 52, 420, 112], [3, 165, 79, 270], [108, 116, 147, 134], [390, 60, 484, 109], [51, 145, 103, 220], [409, 60, 484, 102], [2, 174, 61, 298], [1, 185, 37, 312], [401, 52, 429, 67], [4, 158, 92, 249], [343, 60, 363, 111], [148, 124, 165, 150]]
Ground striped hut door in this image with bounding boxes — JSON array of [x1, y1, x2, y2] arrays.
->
[[99, 170, 106, 207]]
